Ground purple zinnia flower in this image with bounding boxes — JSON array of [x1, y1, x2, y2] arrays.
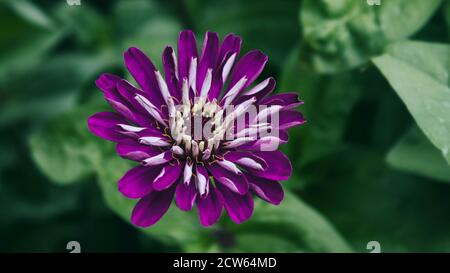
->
[[88, 30, 305, 227]]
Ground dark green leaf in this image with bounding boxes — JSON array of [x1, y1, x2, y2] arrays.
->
[[185, 0, 300, 67], [115, 0, 182, 69], [5, 0, 54, 30], [230, 190, 352, 252]]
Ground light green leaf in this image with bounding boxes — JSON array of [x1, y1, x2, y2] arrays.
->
[[373, 41, 450, 164], [230, 190, 352, 253], [185, 0, 300, 67], [301, 0, 442, 73], [388, 126, 450, 182]]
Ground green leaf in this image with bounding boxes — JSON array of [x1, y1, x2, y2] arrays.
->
[[53, 2, 111, 48], [230, 190, 352, 253], [114, 0, 182, 69], [28, 104, 105, 184], [304, 147, 450, 252], [373, 41, 450, 164], [445, 0, 450, 39], [0, 53, 115, 127], [5, 0, 54, 30], [0, 5, 65, 81], [388, 126, 450, 182], [279, 47, 360, 166], [185, 0, 300, 67], [301, 0, 442, 73]]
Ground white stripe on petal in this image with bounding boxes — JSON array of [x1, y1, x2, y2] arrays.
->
[[223, 137, 255, 148], [182, 78, 190, 105], [223, 97, 256, 128], [171, 50, 179, 80], [200, 68, 213, 98], [196, 169, 208, 196], [134, 94, 167, 126], [155, 70, 170, 103], [235, 157, 264, 171], [254, 105, 283, 123], [222, 53, 236, 83], [235, 124, 271, 138], [189, 57, 197, 93], [139, 137, 171, 147], [217, 159, 242, 174], [142, 152, 170, 166], [154, 167, 166, 182], [222, 77, 248, 107], [245, 78, 270, 96], [183, 162, 193, 184], [117, 124, 146, 132]]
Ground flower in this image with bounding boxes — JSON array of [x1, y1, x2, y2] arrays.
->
[[88, 30, 305, 227]]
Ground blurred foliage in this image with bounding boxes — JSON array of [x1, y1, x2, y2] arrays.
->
[[1, 0, 450, 252]]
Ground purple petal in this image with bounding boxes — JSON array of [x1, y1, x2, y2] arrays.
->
[[162, 46, 180, 99], [196, 165, 210, 197], [196, 187, 222, 227], [208, 51, 235, 100], [259, 93, 303, 109], [175, 177, 197, 211], [116, 79, 157, 124], [238, 130, 289, 151], [246, 174, 284, 205], [226, 50, 268, 97], [207, 164, 249, 195], [153, 163, 182, 191], [197, 31, 219, 94], [87, 112, 128, 142], [245, 151, 292, 181], [177, 30, 198, 80], [124, 47, 164, 108], [118, 165, 163, 198], [223, 151, 268, 171], [96, 74, 149, 126], [277, 110, 306, 130], [95, 73, 121, 98], [216, 183, 253, 224], [116, 139, 161, 161], [207, 34, 242, 100], [131, 186, 175, 227], [141, 150, 173, 166], [218, 33, 241, 65], [235, 77, 276, 105]]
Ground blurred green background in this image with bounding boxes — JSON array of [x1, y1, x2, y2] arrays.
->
[[0, 0, 450, 252]]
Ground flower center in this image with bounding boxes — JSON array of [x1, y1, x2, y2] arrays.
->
[[169, 97, 226, 162]]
